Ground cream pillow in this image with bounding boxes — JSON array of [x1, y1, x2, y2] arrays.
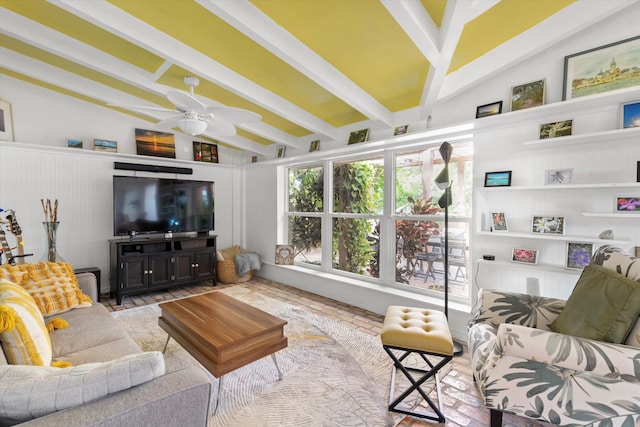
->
[[0, 351, 165, 423], [0, 279, 52, 366], [0, 262, 92, 316], [219, 245, 242, 260]]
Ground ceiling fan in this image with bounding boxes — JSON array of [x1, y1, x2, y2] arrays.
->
[[112, 76, 261, 136]]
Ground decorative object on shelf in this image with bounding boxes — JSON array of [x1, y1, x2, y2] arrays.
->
[[309, 140, 320, 152], [434, 141, 463, 356], [475, 101, 502, 118], [3, 209, 29, 265], [620, 101, 640, 128], [544, 168, 573, 185], [251, 156, 258, 163], [394, 125, 408, 136], [276, 145, 286, 158], [275, 244, 294, 265], [490, 212, 508, 232], [616, 196, 640, 211], [511, 248, 538, 264], [40, 198, 64, 263], [192, 141, 218, 163], [0, 98, 14, 141], [93, 138, 117, 152], [539, 119, 572, 139], [510, 79, 545, 111], [531, 215, 565, 235], [348, 128, 369, 145], [566, 242, 593, 270], [531, 215, 565, 234], [599, 229, 614, 239], [67, 139, 83, 149], [484, 171, 512, 187], [563, 35, 640, 100], [135, 128, 175, 159]]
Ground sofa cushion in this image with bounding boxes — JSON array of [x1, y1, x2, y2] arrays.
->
[[0, 262, 92, 316], [551, 265, 640, 343], [0, 279, 52, 366], [0, 351, 165, 424]]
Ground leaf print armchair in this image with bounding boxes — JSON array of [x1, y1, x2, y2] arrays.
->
[[468, 245, 640, 427]]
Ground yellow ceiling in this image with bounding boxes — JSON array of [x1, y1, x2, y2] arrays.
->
[[0, 0, 617, 155]]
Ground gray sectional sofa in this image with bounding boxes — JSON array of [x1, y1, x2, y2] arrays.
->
[[1, 273, 211, 427]]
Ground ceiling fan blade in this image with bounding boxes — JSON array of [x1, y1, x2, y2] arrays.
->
[[207, 106, 261, 123], [166, 90, 207, 113], [207, 122, 237, 136], [156, 115, 184, 130], [107, 103, 179, 114]]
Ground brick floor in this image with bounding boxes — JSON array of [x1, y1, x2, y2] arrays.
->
[[100, 277, 552, 427]]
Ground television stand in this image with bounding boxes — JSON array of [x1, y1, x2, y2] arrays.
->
[[109, 235, 217, 305]]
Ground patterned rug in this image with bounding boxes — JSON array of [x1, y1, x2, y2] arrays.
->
[[111, 285, 438, 426]]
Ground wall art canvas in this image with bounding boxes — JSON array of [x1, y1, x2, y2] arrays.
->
[[621, 101, 640, 128], [540, 120, 573, 138], [309, 140, 320, 152], [484, 171, 512, 187], [348, 129, 369, 145], [275, 244, 295, 265], [476, 101, 502, 118], [566, 242, 593, 270], [490, 212, 508, 232], [616, 196, 640, 211], [511, 79, 545, 111], [67, 139, 83, 149], [0, 98, 14, 141], [394, 125, 408, 136], [544, 168, 573, 185], [94, 138, 117, 152], [135, 128, 176, 158], [277, 145, 286, 158], [193, 141, 218, 163], [563, 36, 640, 100], [512, 248, 538, 265], [531, 216, 565, 234]]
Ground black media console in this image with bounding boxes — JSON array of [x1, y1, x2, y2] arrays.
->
[[109, 235, 216, 305]]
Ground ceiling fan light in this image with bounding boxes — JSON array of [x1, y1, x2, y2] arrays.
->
[[179, 118, 207, 135]]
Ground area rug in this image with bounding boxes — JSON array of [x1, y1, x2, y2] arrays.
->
[[111, 285, 438, 426]]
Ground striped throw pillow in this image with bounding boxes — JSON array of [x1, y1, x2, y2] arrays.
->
[[0, 279, 52, 366]]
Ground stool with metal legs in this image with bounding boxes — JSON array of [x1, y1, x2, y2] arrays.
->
[[381, 306, 454, 422]]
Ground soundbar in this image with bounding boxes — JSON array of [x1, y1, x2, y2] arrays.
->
[[114, 162, 193, 175]]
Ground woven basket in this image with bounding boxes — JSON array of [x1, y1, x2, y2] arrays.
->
[[217, 259, 254, 283]]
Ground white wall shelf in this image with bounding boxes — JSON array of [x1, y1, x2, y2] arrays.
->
[[522, 127, 640, 149], [476, 259, 582, 276], [476, 230, 631, 246], [582, 212, 640, 218], [480, 182, 640, 191]]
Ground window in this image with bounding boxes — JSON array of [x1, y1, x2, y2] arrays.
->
[[288, 166, 323, 265]]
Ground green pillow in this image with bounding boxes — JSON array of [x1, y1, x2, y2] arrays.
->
[[551, 264, 640, 343]]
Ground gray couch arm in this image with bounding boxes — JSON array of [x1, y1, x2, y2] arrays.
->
[[17, 366, 211, 427], [75, 272, 98, 302]]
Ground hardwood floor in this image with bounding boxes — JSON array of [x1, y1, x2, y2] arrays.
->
[[100, 277, 552, 427]]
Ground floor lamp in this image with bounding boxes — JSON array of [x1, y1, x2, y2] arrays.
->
[[434, 141, 463, 356]]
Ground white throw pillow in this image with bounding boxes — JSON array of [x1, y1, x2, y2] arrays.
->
[[0, 351, 165, 423]]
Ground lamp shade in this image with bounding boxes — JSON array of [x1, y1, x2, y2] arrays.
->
[[179, 118, 208, 136]]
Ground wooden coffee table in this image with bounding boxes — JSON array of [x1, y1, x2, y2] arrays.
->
[[158, 291, 288, 412]]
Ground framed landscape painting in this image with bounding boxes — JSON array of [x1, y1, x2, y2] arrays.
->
[[484, 171, 512, 187], [563, 35, 640, 100], [511, 79, 545, 111], [135, 128, 175, 158], [94, 138, 117, 152], [476, 101, 502, 118], [540, 120, 573, 139], [621, 101, 640, 128]]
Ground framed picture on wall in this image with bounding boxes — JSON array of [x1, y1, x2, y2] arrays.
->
[[348, 129, 369, 145], [394, 125, 408, 136], [539, 120, 573, 139], [544, 168, 573, 185], [566, 242, 593, 270], [621, 101, 640, 128], [0, 98, 14, 141], [94, 138, 117, 152], [309, 140, 320, 152], [531, 216, 565, 234], [193, 141, 219, 163], [475, 101, 502, 119], [511, 79, 545, 111], [511, 248, 538, 265], [616, 196, 640, 212], [490, 212, 508, 232], [484, 171, 512, 187], [135, 128, 175, 158], [277, 145, 286, 158]]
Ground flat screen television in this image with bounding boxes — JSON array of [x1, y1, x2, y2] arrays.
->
[[113, 175, 214, 236]]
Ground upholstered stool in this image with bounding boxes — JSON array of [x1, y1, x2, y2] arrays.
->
[[381, 306, 453, 422]]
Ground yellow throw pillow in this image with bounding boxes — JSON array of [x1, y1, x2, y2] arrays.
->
[[0, 262, 92, 316], [0, 279, 52, 366]]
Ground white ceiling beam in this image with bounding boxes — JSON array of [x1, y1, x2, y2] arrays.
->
[[439, 0, 636, 101], [54, 0, 337, 141], [199, 0, 394, 127]]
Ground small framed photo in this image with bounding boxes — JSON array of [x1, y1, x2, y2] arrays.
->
[[275, 244, 295, 265], [621, 101, 640, 128], [512, 248, 538, 265], [276, 145, 286, 158], [251, 156, 258, 163], [545, 168, 573, 185], [348, 129, 369, 145], [0, 98, 14, 141], [539, 120, 573, 139], [490, 212, 508, 232], [566, 242, 593, 270], [484, 171, 512, 187], [616, 196, 640, 212], [511, 79, 545, 111], [193, 141, 218, 163], [94, 138, 118, 152], [67, 139, 83, 149], [394, 125, 408, 136], [476, 101, 502, 119], [309, 140, 320, 152], [531, 216, 565, 235], [635, 247, 640, 258]]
